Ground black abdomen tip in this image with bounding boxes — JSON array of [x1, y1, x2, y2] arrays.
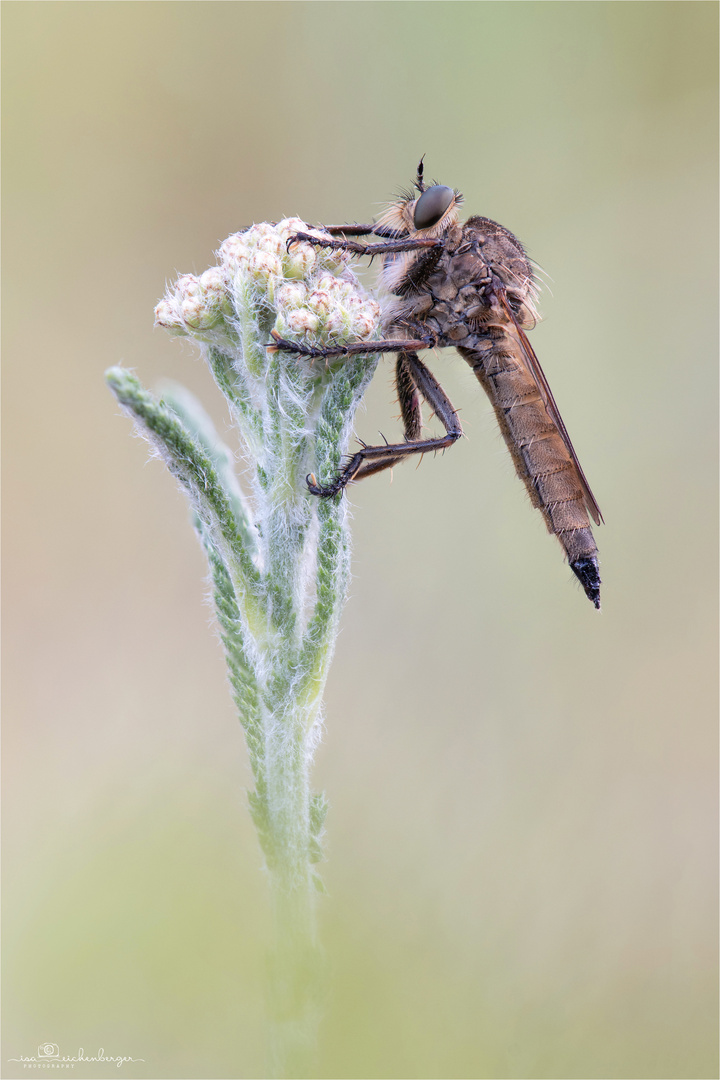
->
[[570, 556, 601, 610]]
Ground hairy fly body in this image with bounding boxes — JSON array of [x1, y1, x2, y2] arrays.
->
[[270, 161, 603, 608]]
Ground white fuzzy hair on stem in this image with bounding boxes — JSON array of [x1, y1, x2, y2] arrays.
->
[[107, 217, 382, 1078]]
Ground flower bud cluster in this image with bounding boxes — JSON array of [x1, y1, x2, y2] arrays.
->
[[154, 218, 381, 349], [154, 268, 232, 335]]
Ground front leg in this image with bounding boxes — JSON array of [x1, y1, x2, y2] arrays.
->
[[288, 231, 442, 258]]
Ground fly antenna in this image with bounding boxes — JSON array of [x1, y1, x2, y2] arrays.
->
[[415, 156, 426, 193]]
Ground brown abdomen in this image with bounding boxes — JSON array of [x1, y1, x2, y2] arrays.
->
[[457, 338, 598, 572]]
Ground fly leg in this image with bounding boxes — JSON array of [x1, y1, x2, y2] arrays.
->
[[394, 244, 445, 297], [288, 231, 442, 258], [267, 331, 435, 360], [322, 224, 377, 236], [308, 350, 462, 497], [322, 223, 406, 239], [339, 351, 424, 483]]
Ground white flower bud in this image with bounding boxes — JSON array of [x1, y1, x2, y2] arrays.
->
[[318, 248, 351, 273], [284, 243, 316, 280], [308, 289, 332, 315], [154, 297, 187, 335], [324, 309, 349, 336], [284, 309, 320, 334], [245, 222, 276, 246], [199, 266, 226, 293], [276, 217, 307, 241], [181, 295, 208, 328], [249, 250, 283, 282], [218, 234, 251, 272], [198, 267, 230, 318], [276, 282, 308, 309], [256, 234, 285, 258], [350, 311, 377, 339], [315, 273, 344, 295], [176, 273, 201, 297]]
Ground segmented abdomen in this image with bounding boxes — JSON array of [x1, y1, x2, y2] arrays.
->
[[457, 338, 598, 570]]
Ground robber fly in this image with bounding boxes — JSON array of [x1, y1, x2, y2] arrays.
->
[[270, 160, 603, 608]]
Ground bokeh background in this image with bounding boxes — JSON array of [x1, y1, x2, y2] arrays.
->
[[3, 3, 717, 1078]]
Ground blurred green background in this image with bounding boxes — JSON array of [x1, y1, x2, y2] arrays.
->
[[3, 3, 717, 1078]]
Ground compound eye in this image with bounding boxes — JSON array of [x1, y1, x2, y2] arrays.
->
[[413, 185, 454, 230]]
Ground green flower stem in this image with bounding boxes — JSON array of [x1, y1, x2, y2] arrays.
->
[[107, 218, 382, 1077]]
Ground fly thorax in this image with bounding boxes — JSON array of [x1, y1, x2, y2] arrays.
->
[[415, 243, 492, 342]]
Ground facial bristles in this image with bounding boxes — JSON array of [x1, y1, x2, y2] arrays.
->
[[374, 187, 463, 237], [374, 198, 411, 236]]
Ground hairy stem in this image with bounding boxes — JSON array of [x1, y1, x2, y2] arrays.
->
[[108, 217, 381, 1076]]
